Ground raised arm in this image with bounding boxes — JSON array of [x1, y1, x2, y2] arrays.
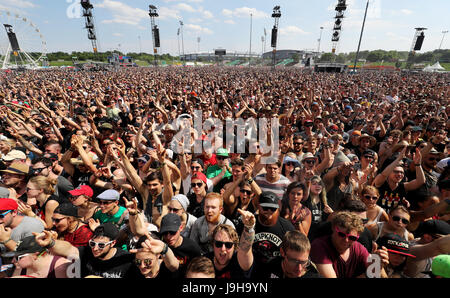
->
[[373, 147, 406, 188], [237, 209, 255, 272]]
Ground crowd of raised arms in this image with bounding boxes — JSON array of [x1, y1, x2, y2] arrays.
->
[[0, 66, 449, 279]]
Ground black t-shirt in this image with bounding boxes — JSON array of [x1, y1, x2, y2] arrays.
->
[[205, 251, 252, 279], [187, 193, 205, 219], [308, 221, 374, 253], [253, 217, 295, 265], [171, 237, 202, 275], [71, 168, 91, 188], [252, 256, 321, 278], [78, 246, 140, 278], [377, 181, 407, 212]]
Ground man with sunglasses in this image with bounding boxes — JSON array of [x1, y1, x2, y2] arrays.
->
[[311, 211, 389, 278], [206, 148, 232, 192], [253, 191, 295, 266], [0, 162, 29, 201], [0, 198, 44, 254], [91, 189, 129, 230], [253, 230, 320, 278], [159, 213, 201, 275], [34, 222, 140, 278]]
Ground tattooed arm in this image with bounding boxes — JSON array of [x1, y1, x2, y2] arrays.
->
[[237, 208, 255, 272]]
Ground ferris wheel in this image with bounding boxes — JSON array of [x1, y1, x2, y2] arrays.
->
[[0, 10, 47, 69]]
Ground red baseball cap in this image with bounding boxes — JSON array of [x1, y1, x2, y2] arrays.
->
[[191, 171, 207, 185], [0, 198, 18, 211], [68, 185, 93, 198]]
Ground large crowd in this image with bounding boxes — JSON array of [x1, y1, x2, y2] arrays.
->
[[0, 66, 449, 279]]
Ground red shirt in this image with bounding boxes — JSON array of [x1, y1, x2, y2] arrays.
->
[[63, 224, 94, 247], [200, 153, 217, 168]]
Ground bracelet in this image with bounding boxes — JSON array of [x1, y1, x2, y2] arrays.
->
[[160, 243, 168, 256], [45, 239, 56, 250], [247, 178, 254, 184], [0, 238, 12, 245]]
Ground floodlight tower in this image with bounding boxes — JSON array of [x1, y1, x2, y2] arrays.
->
[[149, 5, 160, 67], [179, 21, 185, 65], [271, 6, 281, 69], [407, 27, 427, 69], [331, 0, 348, 61], [80, 0, 98, 54]]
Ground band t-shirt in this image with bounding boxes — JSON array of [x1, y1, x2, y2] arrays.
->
[[253, 217, 295, 265], [377, 181, 407, 212], [171, 237, 202, 275], [310, 235, 369, 278]]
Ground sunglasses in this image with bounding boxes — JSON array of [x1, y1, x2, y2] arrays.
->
[[240, 189, 252, 195], [191, 166, 202, 170], [363, 195, 378, 201], [168, 207, 181, 212], [88, 240, 114, 249], [363, 155, 374, 159], [0, 210, 12, 218], [191, 182, 203, 188], [294, 142, 303, 146], [335, 227, 359, 242], [162, 231, 177, 236], [304, 159, 315, 164], [392, 215, 410, 225], [216, 156, 228, 160], [427, 157, 438, 162], [16, 253, 31, 261], [262, 206, 277, 212], [286, 162, 297, 166], [134, 258, 153, 267], [214, 240, 234, 249], [32, 167, 47, 174], [98, 200, 114, 205], [362, 218, 369, 224], [285, 256, 310, 267], [52, 217, 66, 223]]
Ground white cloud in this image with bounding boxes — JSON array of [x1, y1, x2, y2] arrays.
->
[[279, 26, 309, 36], [113, 33, 123, 37], [185, 23, 213, 35], [400, 9, 413, 15], [97, 0, 148, 26], [175, 3, 196, 13], [0, 0, 36, 8], [224, 19, 235, 25], [199, 9, 213, 19], [158, 6, 182, 20], [221, 7, 268, 19]]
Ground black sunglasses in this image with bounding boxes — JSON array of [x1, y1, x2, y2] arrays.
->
[[191, 182, 203, 188], [52, 217, 66, 223], [162, 231, 177, 236], [216, 156, 228, 160], [240, 189, 252, 195], [294, 142, 303, 145], [214, 240, 234, 249], [168, 207, 181, 212], [392, 215, 409, 225], [262, 206, 277, 212]]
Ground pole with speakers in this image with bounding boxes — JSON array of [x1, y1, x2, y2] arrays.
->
[[148, 5, 160, 67], [271, 6, 281, 69]]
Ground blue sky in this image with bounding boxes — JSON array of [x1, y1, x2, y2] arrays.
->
[[0, 0, 448, 55]]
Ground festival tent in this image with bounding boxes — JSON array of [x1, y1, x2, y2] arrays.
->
[[423, 61, 445, 72]]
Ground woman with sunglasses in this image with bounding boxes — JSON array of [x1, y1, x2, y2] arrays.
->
[[303, 176, 333, 238], [281, 156, 301, 182], [51, 203, 93, 247], [360, 185, 388, 227], [18, 176, 60, 230], [4, 235, 72, 278], [368, 205, 414, 242], [281, 182, 312, 236]]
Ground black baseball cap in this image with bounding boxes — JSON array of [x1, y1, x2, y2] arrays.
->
[[54, 203, 79, 218], [1, 236, 46, 258], [259, 191, 279, 209], [159, 213, 181, 235], [377, 233, 415, 258], [94, 223, 119, 240], [415, 220, 450, 237]]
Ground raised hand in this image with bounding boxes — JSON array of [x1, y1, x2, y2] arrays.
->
[[237, 208, 256, 228]]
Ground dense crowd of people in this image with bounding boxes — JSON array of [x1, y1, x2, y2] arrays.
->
[[0, 66, 449, 279]]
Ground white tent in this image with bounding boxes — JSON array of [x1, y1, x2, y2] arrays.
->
[[423, 61, 445, 72]]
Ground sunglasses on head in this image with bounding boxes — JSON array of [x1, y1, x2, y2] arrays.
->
[[240, 189, 252, 195], [0, 210, 13, 218], [214, 240, 234, 249], [88, 240, 113, 249], [191, 182, 203, 188], [392, 215, 410, 225], [134, 258, 153, 267], [335, 227, 359, 242]]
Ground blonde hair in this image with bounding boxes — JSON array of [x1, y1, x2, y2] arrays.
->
[[332, 211, 364, 234], [29, 176, 57, 195]]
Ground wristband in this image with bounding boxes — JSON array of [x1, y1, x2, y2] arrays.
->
[[160, 243, 168, 256], [45, 239, 56, 250], [0, 238, 12, 245], [247, 178, 254, 184]]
